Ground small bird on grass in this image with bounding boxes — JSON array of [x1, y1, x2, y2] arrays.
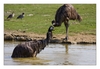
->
[[17, 13, 25, 19], [7, 12, 15, 19]]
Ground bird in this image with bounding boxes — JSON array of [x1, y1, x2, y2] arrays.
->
[[11, 26, 54, 58], [7, 12, 15, 19], [17, 13, 25, 19], [52, 4, 82, 41]]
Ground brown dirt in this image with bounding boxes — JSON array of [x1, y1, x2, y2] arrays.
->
[[55, 33, 96, 44], [4, 30, 96, 44]]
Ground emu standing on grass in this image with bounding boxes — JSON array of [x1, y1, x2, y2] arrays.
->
[[11, 26, 54, 58], [52, 4, 82, 40]]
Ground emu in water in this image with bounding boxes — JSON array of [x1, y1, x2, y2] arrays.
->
[[11, 26, 54, 58], [52, 4, 82, 40]]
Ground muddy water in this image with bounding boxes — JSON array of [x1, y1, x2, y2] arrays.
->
[[4, 41, 96, 65]]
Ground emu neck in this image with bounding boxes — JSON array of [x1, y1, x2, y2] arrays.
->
[[45, 31, 52, 45]]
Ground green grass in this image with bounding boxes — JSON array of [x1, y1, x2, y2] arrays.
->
[[4, 4, 96, 35]]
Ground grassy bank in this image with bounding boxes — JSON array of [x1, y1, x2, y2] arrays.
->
[[4, 4, 96, 35]]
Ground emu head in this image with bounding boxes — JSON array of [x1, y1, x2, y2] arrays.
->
[[52, 20, 61, 27], [48, 25, 54, 32], [52, 20, 56, 26]]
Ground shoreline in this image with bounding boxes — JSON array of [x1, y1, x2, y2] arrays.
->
[[4, 31, 96, 44]]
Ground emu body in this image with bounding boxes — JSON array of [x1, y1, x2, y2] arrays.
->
[[52, 4, 82, 40], [11, 26, 54, 58], [11, 40, 46, 58]]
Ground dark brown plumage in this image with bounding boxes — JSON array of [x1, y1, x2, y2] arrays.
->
[[52, 4, 82, 40], [11, 26, 54, 58]]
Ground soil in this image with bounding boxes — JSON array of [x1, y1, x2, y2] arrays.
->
[[4, 30, 96, 44]]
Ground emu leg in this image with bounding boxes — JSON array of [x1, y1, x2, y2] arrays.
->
[[63, 21, 69, 41], [34, 51, 38, 57]]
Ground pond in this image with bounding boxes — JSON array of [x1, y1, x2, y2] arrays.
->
[[4, 41, 96, 65]]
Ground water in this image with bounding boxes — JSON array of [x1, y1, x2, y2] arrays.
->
[[4, 41, 96, 65]]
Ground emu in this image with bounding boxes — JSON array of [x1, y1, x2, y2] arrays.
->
[[11, 26, 54, 58], [7, 12, 14, 19], [17, 13, 25, 19], [52, 4, 82, 40]]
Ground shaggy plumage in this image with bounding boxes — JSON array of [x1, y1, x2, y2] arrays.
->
[[52, 4, 82, 40], [11, 26, 54, 58]]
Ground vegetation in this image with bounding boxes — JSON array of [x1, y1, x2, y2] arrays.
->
[[4, 4, 96, 35]]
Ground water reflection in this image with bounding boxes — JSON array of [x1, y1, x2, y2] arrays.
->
[[64, 44, 68, 54], [12, 57, 50, 65]]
